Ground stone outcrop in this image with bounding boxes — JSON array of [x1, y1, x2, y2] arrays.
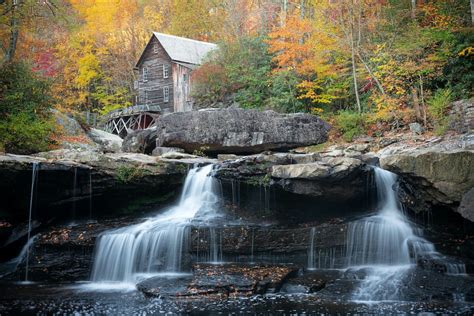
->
[[449, 98, 474, 134], [123, 108, 330, 155], [86, 128, 123, 153], [379, 134, 474, 221]]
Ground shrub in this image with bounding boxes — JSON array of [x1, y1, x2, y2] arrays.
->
[[0, 62, 57, 154], [428, 88, 453, 135], [115, 166, 149, 184], [334, 110, 366, 142]]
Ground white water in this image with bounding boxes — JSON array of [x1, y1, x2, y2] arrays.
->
[[90, 164, 219, 283], [25, 162, 39, 282], [307, 227, 316, 270], [346, 167, 466, 301]]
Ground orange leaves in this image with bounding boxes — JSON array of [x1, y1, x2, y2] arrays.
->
[[267, 15, 314, 76]]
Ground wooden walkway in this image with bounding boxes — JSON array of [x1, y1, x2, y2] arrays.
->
[[102, 105, 161, 138]]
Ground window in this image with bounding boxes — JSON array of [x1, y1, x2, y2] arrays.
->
[[163, 86, 169, 103], [163, 64, 169, 78], [153, 44, 159, 53], [183, 74, 187, 82], [144, 90, 149, 105], [143, 67, 148, 82]]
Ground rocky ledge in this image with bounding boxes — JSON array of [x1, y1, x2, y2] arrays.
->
[[137, 263, 298, 298], [379, 133, 474, 221]]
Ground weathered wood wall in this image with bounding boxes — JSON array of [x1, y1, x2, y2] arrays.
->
[[172, 64, 193, 112], [136, 37, 174, 114]]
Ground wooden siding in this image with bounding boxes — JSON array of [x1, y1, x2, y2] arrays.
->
[[172, 64, 193, 112], [136, 37, 174, 114]]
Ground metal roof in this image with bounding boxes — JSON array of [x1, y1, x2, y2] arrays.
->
[[152, 32, 217, 65]]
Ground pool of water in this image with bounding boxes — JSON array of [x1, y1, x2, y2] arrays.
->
[[0, 282, 473, 315]]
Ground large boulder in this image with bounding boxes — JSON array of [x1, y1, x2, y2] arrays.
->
[[86, 128, 123, 153], [379, 134, 474, 221], [123, 108, 330, 155]]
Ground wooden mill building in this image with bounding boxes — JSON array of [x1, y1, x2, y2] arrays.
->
[[134, 32, 217, 113]]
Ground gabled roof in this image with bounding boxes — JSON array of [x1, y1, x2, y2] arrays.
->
[[136, 32, 217, 67]]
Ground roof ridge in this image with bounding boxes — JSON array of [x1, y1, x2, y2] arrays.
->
[[153, 32, 217, 47]]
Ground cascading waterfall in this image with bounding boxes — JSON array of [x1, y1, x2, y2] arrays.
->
[[208, 227, 222, 263], [24, 162, 39, 282], [90, 164, 219, 283], [346, 167, 466, 301], [307, 227, 316, 270]]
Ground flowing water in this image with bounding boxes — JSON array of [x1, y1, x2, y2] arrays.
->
[[307, 227, 316, 270], [90, 164, 219, 283], [24, 162, 39, 282], [346, 167, 466, 301]]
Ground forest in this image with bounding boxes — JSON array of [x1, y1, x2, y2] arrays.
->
[[1, 0, 473, 153]]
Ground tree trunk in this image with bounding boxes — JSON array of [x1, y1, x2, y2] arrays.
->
[[357, 52, 385, 95], [419, 75, 427, 127], [411, 0, 416, 19], [6, 0, 19, 62], [471, 0, 474, 25], [280, 0, 288, 26], [350, 1, 361, 113], [412, 87, 422, 121]]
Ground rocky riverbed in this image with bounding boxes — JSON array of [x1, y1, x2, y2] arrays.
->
[[0, 108, 473, 314]]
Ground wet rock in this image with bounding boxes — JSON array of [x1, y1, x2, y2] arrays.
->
[[136, 275, 193, 298], [186, 263, 298, 296], [124, 108, 330, 155]]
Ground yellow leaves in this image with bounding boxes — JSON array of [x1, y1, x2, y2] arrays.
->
[[459, 47, 474, 58], [76, 53, 102, 88]]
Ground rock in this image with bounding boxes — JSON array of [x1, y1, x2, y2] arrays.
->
[[409, 122, 424, 135], [459, 188, 474, 222], [86, 128, 123, 153], [381, 150, 473, 205], [186, 263, 298, 296], [151, 147, 184, 156], [136, 275, 193, 298], [272, 162, 330, 179], [124, 108, 330, 155], [52, 110, 97, 151], [218, 154, 240, 161], [122, 128, 157, 154], [161, 152, 200, 159], [271, 157, 363, 181], [449, 98, 474, 134]]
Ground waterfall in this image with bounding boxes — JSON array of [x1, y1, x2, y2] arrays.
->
[[307, 227, 316, 270], [90, 164, 219, 283], [346, 167, 466, 301], [72, 167, 77, 221], [250, 228, 255, 263], [209, 227, 222, 263], [89, 171, 93, 220], [25, 162, 39, 282]]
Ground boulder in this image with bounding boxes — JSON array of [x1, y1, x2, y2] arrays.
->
[[379, 135, 474, 220], [459, 188, 474, 222], [381, 150, 473, 204], [186, 263, 298, 296], [123, 108, 330, 155], [86, 128, 123, 153], [271, 157, 363, 181], [122, 128, 157, 154]]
